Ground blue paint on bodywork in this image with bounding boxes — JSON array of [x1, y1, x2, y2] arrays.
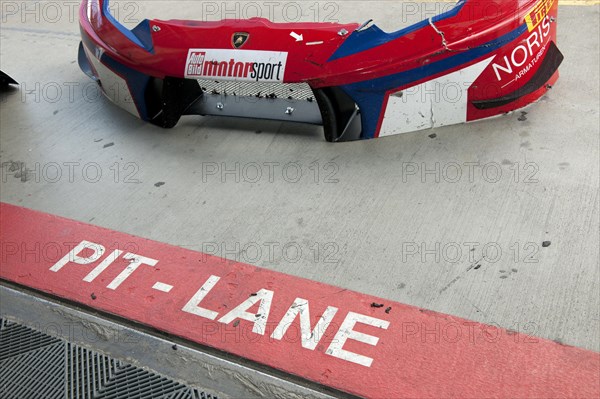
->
[[329, 0, 467, 62], [131, 20, 155, 52], [342, 23, 527, 139], [102, 0, 153, 52]]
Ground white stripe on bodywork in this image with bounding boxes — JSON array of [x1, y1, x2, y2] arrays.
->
[[379, 56, 495, 137], [84, 46, 140, 118]]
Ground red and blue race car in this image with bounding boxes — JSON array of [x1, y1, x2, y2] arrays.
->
[[78, 0, 563, 141]]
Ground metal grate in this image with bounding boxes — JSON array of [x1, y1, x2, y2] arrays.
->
[[0, 319, 218, 399], [0, 319, 61, 361]]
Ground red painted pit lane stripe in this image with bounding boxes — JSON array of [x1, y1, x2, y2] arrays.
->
[[0, 202, 598, 398]]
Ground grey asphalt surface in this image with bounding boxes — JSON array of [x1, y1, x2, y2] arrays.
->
[[1, 0, 599, 360]]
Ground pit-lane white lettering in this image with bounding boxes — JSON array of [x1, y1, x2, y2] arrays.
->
[[218, 288, 273, 334], [83, 249, 123, 282], [326, 312, 390, 367], [50, 241, 157, 290], [182, 275, 222, 319], [50, 240, 105, 271], [271, 298, 338, 350], [50, 240, 390, 367], [106, 253, 157, 290], [152, 282, 174, 293]]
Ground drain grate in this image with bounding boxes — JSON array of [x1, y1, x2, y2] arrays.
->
[[0, 319, 218, 399]]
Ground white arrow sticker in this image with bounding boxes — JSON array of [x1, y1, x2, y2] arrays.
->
[[290, 31, 303, 42]]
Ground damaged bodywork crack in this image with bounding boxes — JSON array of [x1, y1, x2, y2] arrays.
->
[[429, 18, 450, 51]]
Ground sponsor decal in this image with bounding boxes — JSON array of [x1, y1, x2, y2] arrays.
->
[[185, 49, 287, 82], [232, 32, 249, 49], [491, 17, 552, 83], [525, 0, 556, 32]]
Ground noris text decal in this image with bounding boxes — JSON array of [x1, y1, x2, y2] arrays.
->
[[491, 17, 552, 85], [185, 49, 287, 82]]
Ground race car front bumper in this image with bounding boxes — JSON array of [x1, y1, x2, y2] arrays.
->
[[79, 0, 563, 141]]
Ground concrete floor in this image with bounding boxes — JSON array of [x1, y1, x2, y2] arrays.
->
[[1, 0, 599, 358]]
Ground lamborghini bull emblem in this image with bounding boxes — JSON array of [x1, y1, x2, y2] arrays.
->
[[232, 32, 249, 49]]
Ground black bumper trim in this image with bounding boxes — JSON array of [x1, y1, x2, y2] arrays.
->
[[472, 41, 564, 110]]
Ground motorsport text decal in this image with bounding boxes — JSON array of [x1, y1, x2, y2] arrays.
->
[[185, 49, 288, 82]]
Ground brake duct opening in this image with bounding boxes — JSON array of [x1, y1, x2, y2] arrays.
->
[[144, 77, 363, 142]]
